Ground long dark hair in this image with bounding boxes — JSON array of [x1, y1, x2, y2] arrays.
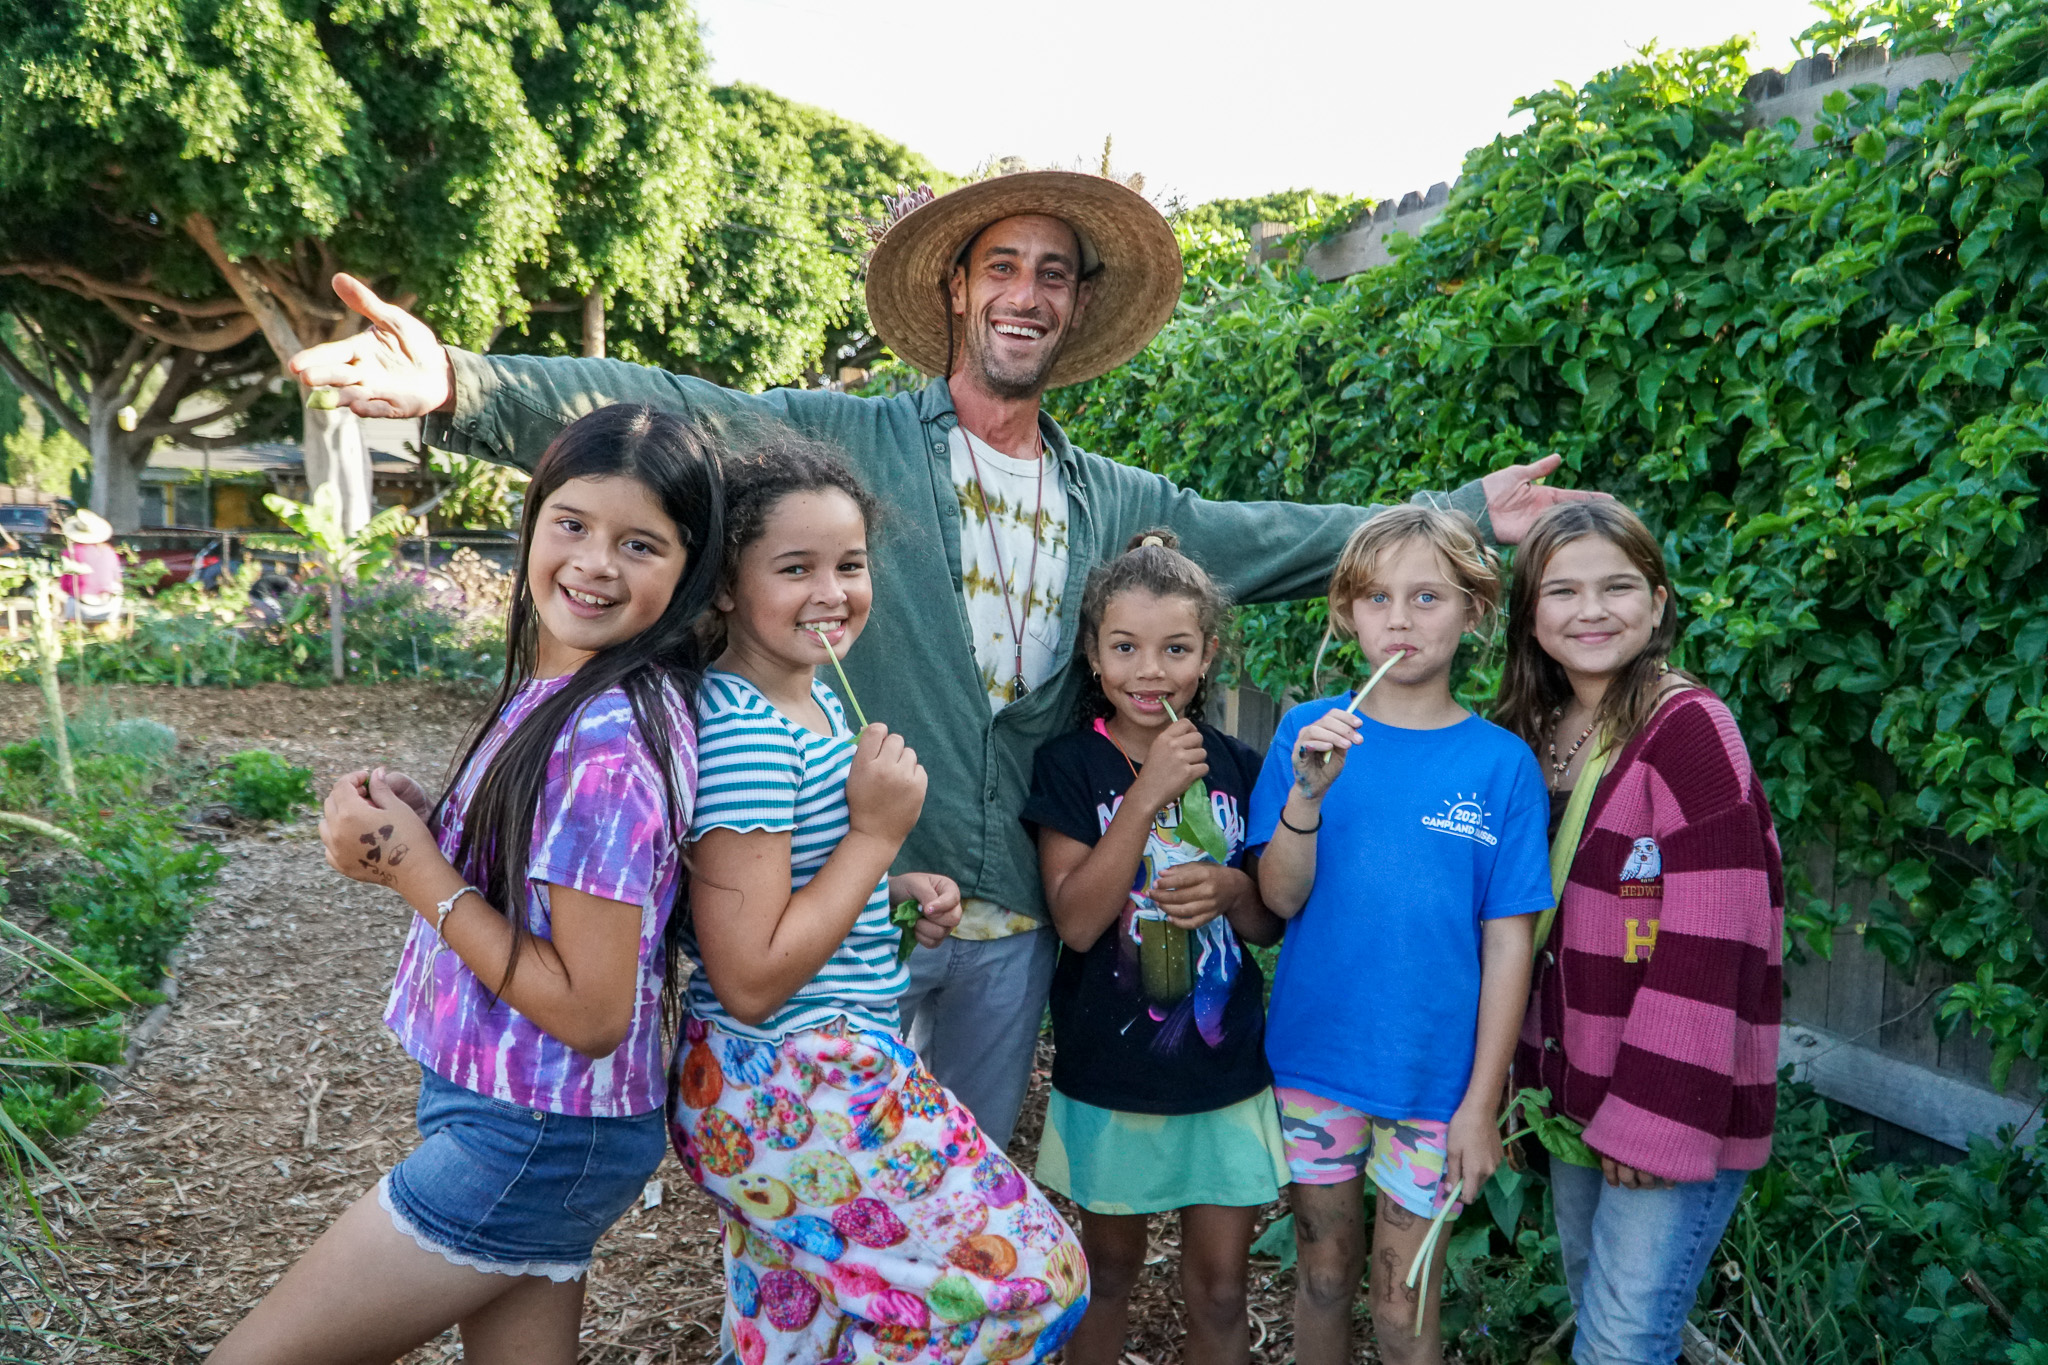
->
[[700, 432, 881, 655], [1494, 501, 1691, 757], [436, 404, 724, 1032], [1074, 528, 1232, 724]]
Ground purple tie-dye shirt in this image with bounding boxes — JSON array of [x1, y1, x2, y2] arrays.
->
[[383, 674, 693, 1117]]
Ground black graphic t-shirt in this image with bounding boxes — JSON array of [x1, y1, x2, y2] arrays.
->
[[1020, 721, 1272, 1115]]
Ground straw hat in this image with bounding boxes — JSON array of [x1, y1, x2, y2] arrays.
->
[[864, 170, 1182, 390], [60, 509, 113, 544]]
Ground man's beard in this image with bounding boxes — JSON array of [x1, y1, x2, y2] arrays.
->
[[962, 316, 1067, 400]]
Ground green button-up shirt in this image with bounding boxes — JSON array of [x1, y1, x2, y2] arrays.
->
[[426, 352, 1491, 924]]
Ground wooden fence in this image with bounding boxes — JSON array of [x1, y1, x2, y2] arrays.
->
[[1224, 37, 2048, 1163]]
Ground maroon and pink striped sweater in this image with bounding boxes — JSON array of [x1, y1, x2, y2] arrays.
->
[[1517, 689, 1784, 1183]]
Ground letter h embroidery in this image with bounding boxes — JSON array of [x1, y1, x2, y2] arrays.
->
[[1624, 918, 1660, 963]]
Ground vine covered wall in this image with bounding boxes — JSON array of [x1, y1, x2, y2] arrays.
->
[[1049, 0, 2047, 1094]]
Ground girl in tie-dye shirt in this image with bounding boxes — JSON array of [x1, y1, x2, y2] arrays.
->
[[215, 405, 725, 1365]]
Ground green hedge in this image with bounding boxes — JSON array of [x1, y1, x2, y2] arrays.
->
[[1050, 0, 2047, 1093]]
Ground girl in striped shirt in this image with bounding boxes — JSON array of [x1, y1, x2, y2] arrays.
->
[[1499, 501, 1782, 1365], [671, 438, 1089, 1365]]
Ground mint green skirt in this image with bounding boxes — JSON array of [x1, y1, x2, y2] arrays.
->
[[1034, 1089, 1290, 1215]]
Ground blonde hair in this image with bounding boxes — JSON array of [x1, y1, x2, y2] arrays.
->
[[1314, 505, 1502, 689]]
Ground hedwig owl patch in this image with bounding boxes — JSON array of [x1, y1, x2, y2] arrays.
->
[[1618, 837, 1663, 898]]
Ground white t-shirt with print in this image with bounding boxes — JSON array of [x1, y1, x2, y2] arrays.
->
[[950, 426, 1070, 712], [949, 425, 1072, 941]]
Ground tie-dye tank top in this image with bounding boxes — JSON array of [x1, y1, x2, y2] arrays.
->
[[383, 673, 693, 1117]]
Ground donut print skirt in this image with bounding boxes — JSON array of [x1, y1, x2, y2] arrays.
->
[[672, 1017, 1089, 1365]]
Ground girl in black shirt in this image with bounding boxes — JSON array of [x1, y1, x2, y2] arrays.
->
[[1021, 531, 1285, 1365]]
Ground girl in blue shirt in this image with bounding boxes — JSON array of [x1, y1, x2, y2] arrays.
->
[[1247, 507, 1552, 1365]]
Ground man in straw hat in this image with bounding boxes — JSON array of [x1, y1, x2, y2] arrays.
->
[[290, 169, 1599, 1148]]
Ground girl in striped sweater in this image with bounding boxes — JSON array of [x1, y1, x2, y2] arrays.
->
[[1497, 502, 1783, 1365], [670, 438, 1088, 1365]]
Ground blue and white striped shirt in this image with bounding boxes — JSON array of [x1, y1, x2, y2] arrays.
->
[[680, 669, 905, 1040]]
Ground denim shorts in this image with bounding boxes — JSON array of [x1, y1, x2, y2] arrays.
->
[[380, 1065, 668, 1280]]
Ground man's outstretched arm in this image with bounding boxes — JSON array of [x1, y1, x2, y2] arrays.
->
[[1122, 453, 1606, 609], [290, 274, 845, 472]]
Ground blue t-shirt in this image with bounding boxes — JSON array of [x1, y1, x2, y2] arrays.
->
[[1247, 695, 1552, 1121]]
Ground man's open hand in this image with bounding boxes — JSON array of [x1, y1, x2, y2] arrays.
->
[[1482, 454, 1609, 545], [288, 274, 455, 420]]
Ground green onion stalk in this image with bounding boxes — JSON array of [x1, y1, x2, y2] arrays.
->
[[1398, 1090, 1596, 1338], [1159, 699, 1229, 862], [804, 624, 870, 730], [1402, 1177, 1465, 1336], [804, 625, 918, 959], [1301, 650, 1404, 772]]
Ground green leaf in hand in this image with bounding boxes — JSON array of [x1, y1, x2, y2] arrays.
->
[[1507, 1087, 1598, 1167], [890, 898, 922, 962], [1160, 701, 1230, 864]]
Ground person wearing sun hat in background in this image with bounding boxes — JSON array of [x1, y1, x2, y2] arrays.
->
[[286, 166, 1604, 1156], [57, 508, 124, 628]]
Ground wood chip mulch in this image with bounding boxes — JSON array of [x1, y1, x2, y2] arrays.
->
[[4, 682, 1370, 1363]]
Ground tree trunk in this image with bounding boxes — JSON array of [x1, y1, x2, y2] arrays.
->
[[303, 402, 373, 536], [87, 385, 150, 531], [582, 289, 605, 359]]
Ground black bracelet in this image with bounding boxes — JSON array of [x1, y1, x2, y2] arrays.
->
[[1278, 809, 1322, 835]]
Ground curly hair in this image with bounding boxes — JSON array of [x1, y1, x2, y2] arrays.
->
[[1074, 528, 1232, 724], [699, 428, 881, 654]]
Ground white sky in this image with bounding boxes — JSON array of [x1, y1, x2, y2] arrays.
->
[[694, 0, 1825, 207]]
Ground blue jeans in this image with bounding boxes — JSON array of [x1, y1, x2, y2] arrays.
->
[[1551, 1161, 1748, 1365]]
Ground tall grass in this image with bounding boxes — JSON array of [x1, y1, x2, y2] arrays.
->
[[0, 701, 217, 1360]]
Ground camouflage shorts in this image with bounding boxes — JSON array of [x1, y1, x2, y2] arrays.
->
[[1273, 1086, 1460, 1218]]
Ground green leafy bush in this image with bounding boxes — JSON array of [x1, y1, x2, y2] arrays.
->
[[223, 749, 314, 822], [26, 821, 226, 1012], [1051, 0, 2048, 1090], [0, 567, 506, 689], [0, 1016, 122, 1145], [1698, 1090, 2048, 1364]]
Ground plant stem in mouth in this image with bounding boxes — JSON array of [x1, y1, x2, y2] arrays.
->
[[1344, 651, 1406, 715], [804, 624, 870, 730], [1159, 700, 1230, 864]]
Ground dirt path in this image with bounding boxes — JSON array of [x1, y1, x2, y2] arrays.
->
[[7, 683, 1313, 1363]]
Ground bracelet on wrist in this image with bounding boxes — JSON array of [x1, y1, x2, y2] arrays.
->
[[1279, 809, 1322, 836], [434, 885, 482, 938]]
